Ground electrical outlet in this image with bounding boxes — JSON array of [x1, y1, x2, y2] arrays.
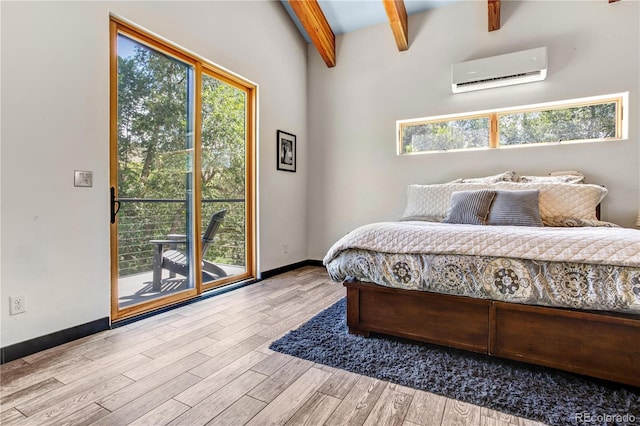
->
[[10, 296, 26, 315]]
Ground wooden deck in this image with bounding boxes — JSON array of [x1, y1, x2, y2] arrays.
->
[[0, 266, 544, 425], [118, 264, 246, 308]]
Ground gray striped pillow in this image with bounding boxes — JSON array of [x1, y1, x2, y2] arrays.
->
[[443, 190, 496, 225], [487, 190, 543, 227]]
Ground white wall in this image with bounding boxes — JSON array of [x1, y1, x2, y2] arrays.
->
[[307, 0, 640, 260], [0, 1, 308, 347]]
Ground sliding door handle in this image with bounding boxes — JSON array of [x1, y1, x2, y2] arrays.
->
[[110, 187, 121, 224]]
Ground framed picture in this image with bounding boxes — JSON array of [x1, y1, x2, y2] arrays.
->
[[277, 130, 296, 172]]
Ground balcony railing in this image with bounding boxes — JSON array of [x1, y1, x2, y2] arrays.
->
[[117, 198, 245, 277]]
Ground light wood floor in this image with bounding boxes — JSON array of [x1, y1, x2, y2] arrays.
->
[[0, 266, 546, 426]]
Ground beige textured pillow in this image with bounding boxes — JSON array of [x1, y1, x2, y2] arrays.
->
[[403, 183, 492, 220], [492, 182, 607, 225], [450, 171, 516, 184], [519, 175, 585, 184]]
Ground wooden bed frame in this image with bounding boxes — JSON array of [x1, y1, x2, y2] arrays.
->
[[344, 279, 640, 388]]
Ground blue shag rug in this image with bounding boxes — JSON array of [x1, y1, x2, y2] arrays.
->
[[269, 298, 640, 426]]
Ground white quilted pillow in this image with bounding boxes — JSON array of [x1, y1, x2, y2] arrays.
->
[[403, 183, 492, 220], [402, 182, 607, 225], [492, 182, 607, 224]]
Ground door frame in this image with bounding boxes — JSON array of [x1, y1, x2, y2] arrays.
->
[[109, 16, 257, 321]]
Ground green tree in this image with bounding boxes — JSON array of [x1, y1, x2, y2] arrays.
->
[[402, 118, 489, 153], [116, 35, 247, 276], [200, 75, 247, 265], [499, 104, 616, 145]]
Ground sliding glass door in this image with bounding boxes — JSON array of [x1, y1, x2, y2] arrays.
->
[[110, 18, 255, 320], [200, 72, 250, 288]]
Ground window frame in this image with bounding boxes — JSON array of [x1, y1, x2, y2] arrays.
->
[[397, 93, 627, 155]]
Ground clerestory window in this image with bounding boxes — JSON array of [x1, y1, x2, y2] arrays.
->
[[398, 94, 627, 155]]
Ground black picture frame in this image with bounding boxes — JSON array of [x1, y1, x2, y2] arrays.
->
[[277, 130, 296, 172]]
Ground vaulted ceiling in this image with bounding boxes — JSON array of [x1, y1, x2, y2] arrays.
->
[[283, 0, 621, 68]]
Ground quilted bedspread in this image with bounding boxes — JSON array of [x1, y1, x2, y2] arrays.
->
[[324, 221, 640, 268], [324, 222, 640, 313]]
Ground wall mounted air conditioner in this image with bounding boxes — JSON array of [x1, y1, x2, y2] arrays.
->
[[451, 47, 547, 93]]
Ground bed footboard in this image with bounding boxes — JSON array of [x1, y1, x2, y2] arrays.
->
[[344, 279, 640, 388], [345, 279, 490, 354]]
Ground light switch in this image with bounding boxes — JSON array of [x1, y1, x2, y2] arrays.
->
[[74, 170, 93, 187]]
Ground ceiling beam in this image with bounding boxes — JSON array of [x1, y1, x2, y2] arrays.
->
[[383, 0, 409, 51], [488, 0, 501, 32], [287, 0, 336, 68]]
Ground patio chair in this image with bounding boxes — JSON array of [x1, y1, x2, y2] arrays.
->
[[150, 209, 228, 291]]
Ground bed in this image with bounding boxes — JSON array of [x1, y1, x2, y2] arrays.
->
[[323, 174, 640, 387]]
